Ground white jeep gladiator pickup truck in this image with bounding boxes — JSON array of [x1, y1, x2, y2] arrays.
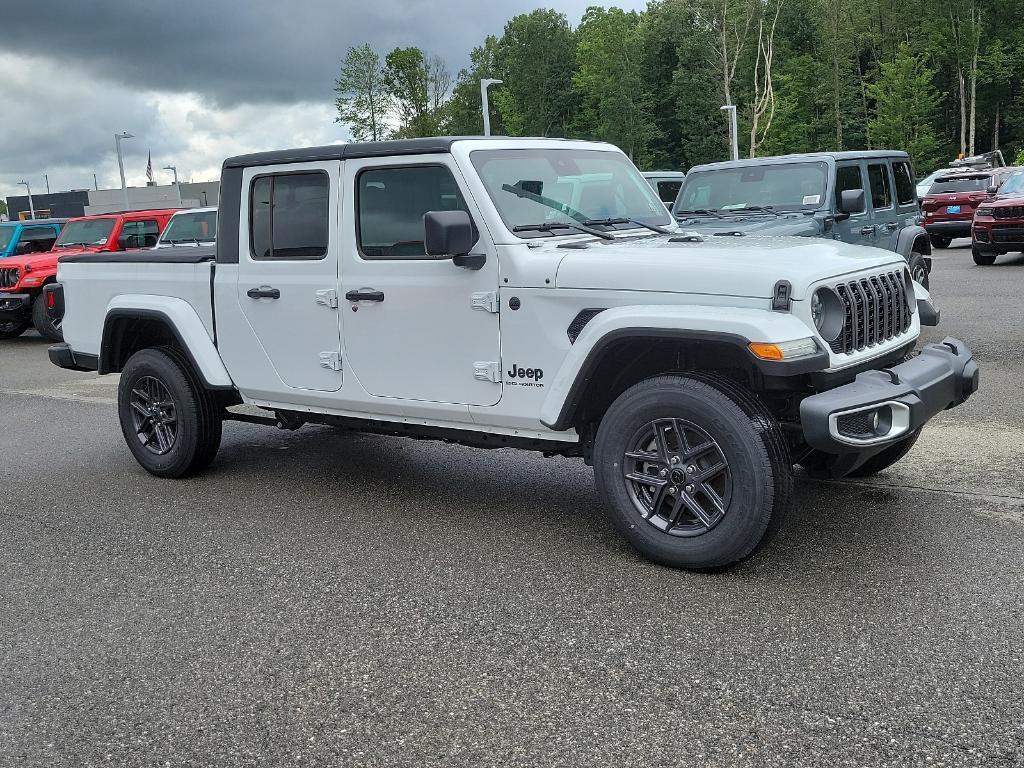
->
[[46, 137, 979, 569]]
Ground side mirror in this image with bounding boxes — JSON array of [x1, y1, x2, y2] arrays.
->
[[838, 188, 866, 216], [987, 185, 998, 195], [424, 210, 484, 269]]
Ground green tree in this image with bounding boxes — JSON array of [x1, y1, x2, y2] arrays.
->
[[334, 44, 390, 141], [495, 10, 578, 136], [0, 199, 7, 218], [384, 47, 452, 138], [572, 7, 654, 161], [446, 35, 510, 136], [867, 46, 942, 170]]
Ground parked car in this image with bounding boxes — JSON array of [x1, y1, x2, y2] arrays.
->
[[47, 137, 977, 570], [673, 151, 933, 287], [916, 168, 949, 200], [921, 167, 1017, 249], [0, 208, 178, 341], [0, 219, 65, 259], [971, 168, 1024, 265], [642, 171, 686, 209], [155, 206, 217, 248]]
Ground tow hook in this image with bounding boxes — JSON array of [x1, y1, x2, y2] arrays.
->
[[275, 411, 306, 431]]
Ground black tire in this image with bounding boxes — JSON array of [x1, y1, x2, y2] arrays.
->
[[845, 430, 921, 478], [931, 235, 951, 249], [972, 247, 996, 266], [907, 251, 930, 289], [0, 317, 29, 340], [593, 374, 792, 570], [31, 293, 63, 342], [118, 347, 222, 478]]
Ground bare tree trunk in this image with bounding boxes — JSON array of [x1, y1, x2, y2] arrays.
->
[[958, 71, 967, 156], [993, 102, 1000, 150], [968, 4, 980, 156], [831, 0, 843, 150], [749, 0, 782, 158]]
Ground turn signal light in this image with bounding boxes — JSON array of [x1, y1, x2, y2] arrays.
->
[[748, 338, 819, 361], [748, 342, 785, 361]]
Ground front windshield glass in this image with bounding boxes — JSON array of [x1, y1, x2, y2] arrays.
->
[[676, 162, 828, 213], [998, 171, 1024, 196], [470, 149, 671, 236], [55, 218, 115, 247], [159, 210, 217, 244], [0, 227, 15, 251]]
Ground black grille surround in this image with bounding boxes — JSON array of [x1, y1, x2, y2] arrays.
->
[[0, 267, 19, 289], [829, 270, 912, 355]]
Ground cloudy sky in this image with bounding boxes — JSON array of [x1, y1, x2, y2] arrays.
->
[[0, 0, 646, 202]]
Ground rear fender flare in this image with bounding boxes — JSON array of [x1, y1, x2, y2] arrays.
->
[[896, 225, 931, 259]]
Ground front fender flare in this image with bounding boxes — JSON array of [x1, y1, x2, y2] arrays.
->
[[100, 295, 233, 389], [539, 305, 827, 431]]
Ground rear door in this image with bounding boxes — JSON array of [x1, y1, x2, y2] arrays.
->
[[891, 160, 920, 237], [234, 162, 342, 392], [866, 161, 898, 251], [832, 162, 873, 246]]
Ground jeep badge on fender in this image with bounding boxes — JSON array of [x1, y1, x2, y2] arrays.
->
[[507, 364, 543, 381]]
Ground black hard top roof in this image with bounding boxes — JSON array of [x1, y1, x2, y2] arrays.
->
[[223, 136, 584, 169], [689, 150, 911, 173], [1, 218, 68, 226]]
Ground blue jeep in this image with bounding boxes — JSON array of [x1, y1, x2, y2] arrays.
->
[[0, 219, 66, 259], [673, 151, 932, 287]]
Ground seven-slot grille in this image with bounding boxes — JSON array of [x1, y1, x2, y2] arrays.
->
[[0, 267, 19, 289], [829, 271, 911, 355], [992, 206, 1024, 220]]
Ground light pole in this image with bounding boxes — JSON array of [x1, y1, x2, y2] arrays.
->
[[480, 78, 502, 137], [114, 131, 134, 209], [44, 174, 50, 194], [17, 180, 35, 220], [163, 165, 181, 205], [720, 105, 739, 161]]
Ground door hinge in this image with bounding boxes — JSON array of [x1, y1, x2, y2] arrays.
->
[[315, 289, 339, 309], [471, 291, 500, 314], [319, 351, 342, 371], [473, 361, 501, 383]]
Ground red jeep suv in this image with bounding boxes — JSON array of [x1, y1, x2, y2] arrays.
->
[[921, 167, 1015, 249], [972, 168, 1024, 265]]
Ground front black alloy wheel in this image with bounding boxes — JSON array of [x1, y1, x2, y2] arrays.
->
[[0, 317, 29, 340], [908, 251, 930, 289], [930, 235, 951, 249], [624, 418, 732, 537]]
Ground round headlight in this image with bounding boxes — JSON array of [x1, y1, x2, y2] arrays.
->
[[812, 287, 844, 343]]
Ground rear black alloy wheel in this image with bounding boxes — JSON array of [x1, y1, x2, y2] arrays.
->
[[31, 294, 63, 341], [930, 235, 951, 249], [129, 375, 178, 455], [624, 418, 732, 537]]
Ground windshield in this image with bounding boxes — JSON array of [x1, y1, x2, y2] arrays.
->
[[676, 162, 828, 214], [928, 176, 988, 195], [159, 210, 217, 244], [55, 218, 115, 248], [470, 149, 671, 237], [0, 227, 14, 251], [998, 171, 1024, 196]]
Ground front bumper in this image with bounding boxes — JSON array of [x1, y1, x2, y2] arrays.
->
[[973, 225, 1024, 252], [0, 292, 32, 320], [800, 336, 977, 454]]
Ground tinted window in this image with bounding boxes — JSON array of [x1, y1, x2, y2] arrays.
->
[[120, 220, 160, 249], [250, 172, 329, 260], [678, 162, 828, 213], [357, 165, 470, 258], [19, 226, 58, 253], [893, 162, 917, 205], [656, 180, 683, 204], [0, 227, 14, 250], [834, 164, 864, 209], [868, 163, 892, 209], [928, 176, 988, 195]]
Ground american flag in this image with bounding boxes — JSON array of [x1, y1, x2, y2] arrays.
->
[[146, 151, 153, 183]]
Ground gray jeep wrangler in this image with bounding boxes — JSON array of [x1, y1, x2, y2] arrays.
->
[[673, 151, 932, 288]]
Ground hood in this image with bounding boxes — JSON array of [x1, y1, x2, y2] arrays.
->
[[990, 194, 1024, 207], [553, 233, 905, 300], [672, 212, 822, 237]]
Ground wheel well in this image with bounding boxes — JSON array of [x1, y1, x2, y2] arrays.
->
[[913, 234, 931, 256], [571, 337, 760, 432], [100, 315, 188, 375]]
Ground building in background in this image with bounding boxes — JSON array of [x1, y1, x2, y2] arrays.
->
[[4, 181, 220, 220]]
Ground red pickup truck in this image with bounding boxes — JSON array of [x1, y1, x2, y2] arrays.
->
[[0, 208, 179, 341]]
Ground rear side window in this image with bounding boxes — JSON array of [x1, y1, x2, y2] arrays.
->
[[250, 172, 329, 260], [834, 164, 864, 208], [357, 165, 470, 259], [867, 163, 892, 209], [656, 180, 682, 205], [20, 226, 59, 252], [119, 219, 160, 249], [892, 162, 917, 205]]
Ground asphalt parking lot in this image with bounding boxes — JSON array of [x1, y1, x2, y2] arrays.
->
[[1, 242, 1022, 767]]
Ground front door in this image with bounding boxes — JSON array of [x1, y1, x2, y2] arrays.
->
[[832, 161, 873, 246], [340, 156, 501, 406], [236, 162, 342, 392]]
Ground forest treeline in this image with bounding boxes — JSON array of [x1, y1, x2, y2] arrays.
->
[[334, 0, 1024, 174]]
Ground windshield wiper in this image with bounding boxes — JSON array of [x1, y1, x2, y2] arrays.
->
[[582, 217, 673, 235], [726, 205, 781, 217], [512, 222, 615, 241], [675, 208, 725, 220]]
